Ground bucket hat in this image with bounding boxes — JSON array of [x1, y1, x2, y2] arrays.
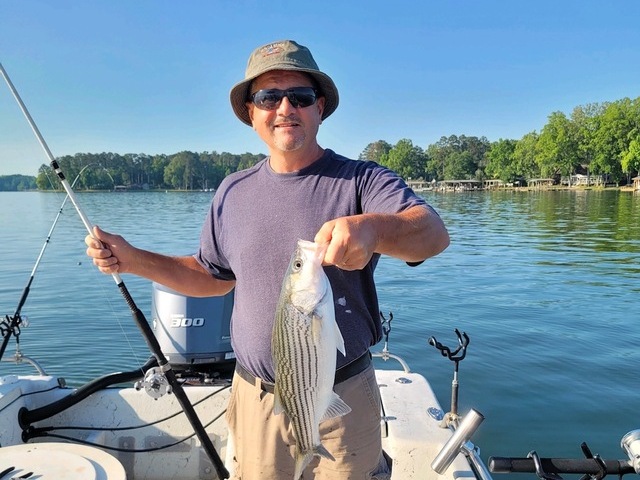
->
[[230, 40, 339, 126]]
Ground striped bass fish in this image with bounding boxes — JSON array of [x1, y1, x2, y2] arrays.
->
[[272, 239, 352, 479]]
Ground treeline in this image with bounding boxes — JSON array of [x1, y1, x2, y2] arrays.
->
[[0, 174, 37, 191], [361, 96, 640, 184], [13, 95, 640, 191], [34, 151, 267, 191]]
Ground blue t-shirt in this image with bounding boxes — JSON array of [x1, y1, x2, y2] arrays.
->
[[195, 149, 430, 382]]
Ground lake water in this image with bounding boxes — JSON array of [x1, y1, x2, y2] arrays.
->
[[1, 189, 639, 473]]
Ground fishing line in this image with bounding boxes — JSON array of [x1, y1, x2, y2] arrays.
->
[[61, 166, 143, 369], [0, 62, 229, 479]]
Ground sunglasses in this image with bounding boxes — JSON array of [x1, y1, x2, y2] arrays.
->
[[249, 87, 318, 110]]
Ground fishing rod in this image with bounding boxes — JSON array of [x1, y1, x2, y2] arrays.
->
[[0, 166, 88, 362], [0, 163, 113, 362], [0, 62, 229, 480]]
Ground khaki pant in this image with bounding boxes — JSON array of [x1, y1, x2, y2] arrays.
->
[[225, 364, 391, 479]]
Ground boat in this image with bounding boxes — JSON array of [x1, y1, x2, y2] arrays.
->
[[2, 292, 640, 480], [0, 286, 490, 480]]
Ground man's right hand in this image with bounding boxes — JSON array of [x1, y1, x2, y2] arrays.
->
[[85, 226, 235, 297], [85, 225, 133, 275]]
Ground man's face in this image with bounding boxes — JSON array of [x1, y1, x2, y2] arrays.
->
[[246, 70, 325, 155]]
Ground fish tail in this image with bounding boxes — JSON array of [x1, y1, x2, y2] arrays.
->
[[293, 444, 335, 479]]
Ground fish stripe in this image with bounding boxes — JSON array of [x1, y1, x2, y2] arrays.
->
[[276, 305, 321, 451]]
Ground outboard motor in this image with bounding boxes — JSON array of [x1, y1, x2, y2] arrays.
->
[[151, 282, 235, 379]]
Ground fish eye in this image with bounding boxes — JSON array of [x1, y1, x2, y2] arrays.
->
[[293, 258, 303, 271]]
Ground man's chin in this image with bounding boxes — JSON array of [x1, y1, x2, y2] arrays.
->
[[273, 136, 305, 152]]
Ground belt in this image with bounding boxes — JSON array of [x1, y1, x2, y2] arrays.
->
[[235, 351, 372, 394]]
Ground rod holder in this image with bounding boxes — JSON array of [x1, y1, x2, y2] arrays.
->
[[431, 408, 484, 475]]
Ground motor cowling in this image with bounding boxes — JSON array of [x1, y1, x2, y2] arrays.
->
[[151, 282, 234, 366]]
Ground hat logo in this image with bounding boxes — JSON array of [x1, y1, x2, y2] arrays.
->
[[260, 42, 285, 57]]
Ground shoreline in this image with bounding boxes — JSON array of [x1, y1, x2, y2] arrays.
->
[[417, 185, 638, 193], [2, 185, 638, 193]]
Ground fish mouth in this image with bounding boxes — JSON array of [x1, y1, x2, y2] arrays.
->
[[295, 240, 328, 266]]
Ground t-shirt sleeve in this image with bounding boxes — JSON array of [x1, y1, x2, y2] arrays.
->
[[359, 161, 428, 214], [194, 195, 236, 281], [358, 162, 439, 267]]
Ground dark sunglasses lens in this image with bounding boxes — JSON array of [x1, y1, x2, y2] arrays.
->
[[288, 88, 317, 107], [252, 90, 283, 110], [251, 88, 317, 110]]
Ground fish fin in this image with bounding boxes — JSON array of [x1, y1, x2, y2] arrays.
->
[[314, 444, 335, 461], [320, 392, 352, 423], [294, 445, 335, 480], [273, 384, 284, 416], [334, 320, 346, 356]]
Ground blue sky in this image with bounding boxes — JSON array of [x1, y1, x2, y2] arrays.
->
[[1, 0, 639, 176]]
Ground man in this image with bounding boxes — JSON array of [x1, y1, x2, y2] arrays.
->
[[86, 39, 450, 479]]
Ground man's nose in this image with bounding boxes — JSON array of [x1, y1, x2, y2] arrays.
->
[[276, 95, 297, 114]]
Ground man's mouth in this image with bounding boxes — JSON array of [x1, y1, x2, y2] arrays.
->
[[273, 116, 302, 129]]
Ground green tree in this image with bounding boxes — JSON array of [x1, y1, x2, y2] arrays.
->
[[218, 152, 241, 177], [460, 135, 491, 177], [164, 151, 200, 189], [571, 103, 604, 176], [444, 151, 475, 180], [379, 138, 426, 179], [359, 140, 392, 163], [513, 132, 540, 180], [425, 137, 450, 180], [536, 112, 579, 178], [150, 154, 170, 188], [425, 135, 489, 180], [621, 139, 640, 182], [35, 164, 55, 190], [485, 139, 517, 182], [238, 152, 266, 171], [0, 174, 36, 191], [591, 98, 636, 181], [79, 164, 115, 190]]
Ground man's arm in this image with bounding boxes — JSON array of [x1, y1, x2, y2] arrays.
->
[[315, 205, 450, 270], [85, 226, 235, 297]]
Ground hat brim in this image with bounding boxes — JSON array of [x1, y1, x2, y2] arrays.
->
[[229, 66, 339, 126]]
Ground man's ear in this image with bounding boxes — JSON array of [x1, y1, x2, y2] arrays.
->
[[246, 102, 255, 127], [316, 96, 325, 120]]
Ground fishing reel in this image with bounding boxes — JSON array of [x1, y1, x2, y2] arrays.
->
[[134, 366, 172, 399], [622, 430, 640, 475], [1, 314, 30, 361], [0, 314, 28, 337]]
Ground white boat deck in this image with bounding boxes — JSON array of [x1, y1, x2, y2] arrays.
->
[[0, 368, 479, 479]]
